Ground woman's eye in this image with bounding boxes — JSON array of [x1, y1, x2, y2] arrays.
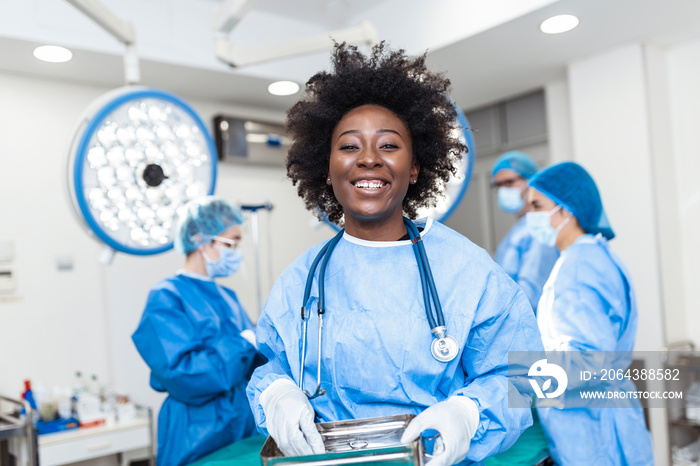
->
[[381, 143, 399, 149], [339, 144, 357, 150]]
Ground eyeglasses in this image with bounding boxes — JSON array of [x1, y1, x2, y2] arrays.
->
[[491, 177, 524, 189], [211, 236, 240, 249]]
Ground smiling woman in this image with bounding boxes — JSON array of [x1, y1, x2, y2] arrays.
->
[[285, 42, 464, 228], [246, 42, 545, 466]]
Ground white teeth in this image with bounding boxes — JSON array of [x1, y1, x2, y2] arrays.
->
[[355, 180, 384, 189]]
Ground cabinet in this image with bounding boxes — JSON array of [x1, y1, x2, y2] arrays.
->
[[0, 395, 38, 466], [665, 350, 700, 465], [38, 409, 154, 466], [464, 90, 547, 158]]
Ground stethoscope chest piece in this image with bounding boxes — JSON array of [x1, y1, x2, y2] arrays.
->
[[431, 333, 459, 362]]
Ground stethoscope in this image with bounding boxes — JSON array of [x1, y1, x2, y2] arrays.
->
[[298, 217, 460, 399]]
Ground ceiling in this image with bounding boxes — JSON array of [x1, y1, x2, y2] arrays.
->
[[252, 0, 390, 27], [428, 0, 700, 108], [1, 0, 699, 112]]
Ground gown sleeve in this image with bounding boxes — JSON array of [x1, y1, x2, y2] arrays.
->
[[516, 238, 559, 312], [453, 271, 545, 462], [246, 275, 298, 434], [132, 282, 259, 407]]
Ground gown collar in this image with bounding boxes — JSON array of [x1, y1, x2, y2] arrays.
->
[[177, 269, 214, 281], [342, 218, 434, 248]]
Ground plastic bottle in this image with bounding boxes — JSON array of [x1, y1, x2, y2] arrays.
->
[[22, 380, 38, 410], [34, 382, 56, 422], [56, 386, 73, 419], [73, 371, 87, 396], [21, 380, 39, 424], [88, 374, 102, 400]]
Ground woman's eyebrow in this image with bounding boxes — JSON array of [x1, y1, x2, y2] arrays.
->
[[336, 128, 403, 142], [377, 129, 403, 140], [336, 129, 359, 141]]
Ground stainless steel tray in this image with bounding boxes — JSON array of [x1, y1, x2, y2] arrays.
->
[[260, 414, 424, 466]]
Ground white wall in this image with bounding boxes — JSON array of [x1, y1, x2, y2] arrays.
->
[[544, 80, 573, 164], [567, 44, 665, 353], [644, 44, 688, 347], [0, 74, 113, 399], [0, 72, 333, 417], [666, 39, 700, 346]]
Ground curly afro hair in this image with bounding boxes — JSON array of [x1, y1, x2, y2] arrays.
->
[[286, 41, 467, 225]]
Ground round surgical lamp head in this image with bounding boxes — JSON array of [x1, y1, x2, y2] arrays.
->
[[67, 87, 217, 260], [413, 104, 475, 221], [324, 103, 475, 230]]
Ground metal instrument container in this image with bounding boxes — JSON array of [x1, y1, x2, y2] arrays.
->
[[260, 414, 424, 466]]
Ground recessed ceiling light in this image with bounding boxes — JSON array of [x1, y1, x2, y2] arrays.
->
[[268, 81, 300, 96], [33, 45, 73, 63], [540, 14, 580, 34]]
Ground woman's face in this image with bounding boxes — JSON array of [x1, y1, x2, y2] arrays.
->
[[199, 224, 242, 260], [328, 104, 419, 238], [527, 188, 568, 226]]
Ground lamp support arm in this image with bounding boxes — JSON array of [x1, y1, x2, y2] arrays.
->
[[66, 0, 140, 84], [216, 21, 378, 68]]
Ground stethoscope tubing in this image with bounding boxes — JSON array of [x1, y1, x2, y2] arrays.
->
[[406, 223, 438, 329], [298, 218, 449, 398], [318, 230, 343, 313], [403, 218, 445, 328], [299, 229, 343, 398]]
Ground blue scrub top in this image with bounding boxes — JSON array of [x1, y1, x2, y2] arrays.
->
[[133, 273, 260, 466], [494, 216, 559, 313], [248, 219, 545, 464], [536, 235, 653, 465]]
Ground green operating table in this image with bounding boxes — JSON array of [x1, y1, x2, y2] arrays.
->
[[188, 435, 268, 466]]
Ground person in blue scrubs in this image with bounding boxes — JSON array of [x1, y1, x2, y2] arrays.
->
[[246, 43, 544, 466], [487, 152, 559, 466], [492, 151, 559, 313], [132, 196, 263, 466], [526, 162, 653, 465]]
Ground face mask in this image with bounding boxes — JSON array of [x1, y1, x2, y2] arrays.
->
[[526, 206, 570, 247], [202, 246, 243, 278], [497, 187, 525, 214]]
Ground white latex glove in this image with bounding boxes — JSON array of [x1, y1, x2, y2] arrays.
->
[[239, 329, 258, 349], [259, 379, 325, 457], [400, 397, 480, 466]]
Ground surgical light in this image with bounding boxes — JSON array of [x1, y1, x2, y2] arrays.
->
[[413, 105, 475, 222], [268, 81, 300, 96], [67, 87, 217, 259], [540, 14, 580, 34], [33, 45, 73, 63]]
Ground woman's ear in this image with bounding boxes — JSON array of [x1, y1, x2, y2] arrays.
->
[[192, 233, 203, 246], [410, 159, 420, 184]]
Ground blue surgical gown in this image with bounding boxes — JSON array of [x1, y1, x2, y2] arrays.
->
[[132, 272, 260, 466], [536, 235, 653, 466], [494, 216, 559, 312], [247, 219, 545, 464]]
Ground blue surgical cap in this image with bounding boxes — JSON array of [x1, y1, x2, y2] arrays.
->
[[529, 161, 615, 240], [491, 151, 539, 179], [174, 196, 245, 254]]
